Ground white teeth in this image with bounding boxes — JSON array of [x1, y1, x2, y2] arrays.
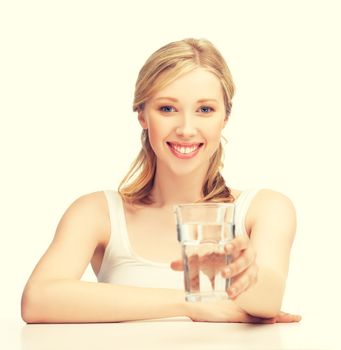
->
[[170, 144, 200, 154]]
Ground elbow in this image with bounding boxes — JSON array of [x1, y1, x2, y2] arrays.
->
[[243, 290, 284, 319], [21, 283, 45, 324], [235, 267, 286, 319], [21, 305, 35, 324], [240, 291, 282, 319], [235, 293, 283, 319], [21, 284, 36, 323]]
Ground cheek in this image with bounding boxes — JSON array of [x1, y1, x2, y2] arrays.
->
[[204, 122, 224, 155], [205, 121, 224, 142], [147, 123, 164, 152]]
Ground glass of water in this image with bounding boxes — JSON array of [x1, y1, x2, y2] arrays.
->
[[174, 203, 235, 302]]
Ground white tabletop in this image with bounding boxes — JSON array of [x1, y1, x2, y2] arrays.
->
[[1, 314, 336, 350]]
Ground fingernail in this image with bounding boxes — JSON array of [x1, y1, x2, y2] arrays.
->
[[224, 267, 231, 277], [225, 244, 233, 254], [229, 287, 237, 297]]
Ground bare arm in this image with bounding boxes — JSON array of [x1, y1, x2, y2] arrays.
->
[[232, 189, 297, 318], [22, 190, 299, 324], [22, 280, 185, 323], [21, 192, 186, 323]]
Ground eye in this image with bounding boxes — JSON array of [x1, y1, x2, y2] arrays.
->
[[199, 106, 214, 113], [160, 105, 176, 113]]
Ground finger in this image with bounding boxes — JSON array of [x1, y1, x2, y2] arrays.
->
[[222, 248, 256, 279], [275, 311, 302, 323], [198, 253, 217, 282], [180, 249, 204, 272], [226, 264, 258, 298], [225, 235, 249, 258], [170, 259, 184, 271], [200, 252, 226, 271]]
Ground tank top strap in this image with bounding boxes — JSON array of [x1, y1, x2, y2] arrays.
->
[[234, 188, 262, 236], [102, 190, 131, 258]]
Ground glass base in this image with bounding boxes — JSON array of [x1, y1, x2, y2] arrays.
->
[[185, 291, 228, 302]]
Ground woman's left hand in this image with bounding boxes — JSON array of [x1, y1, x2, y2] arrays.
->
[[222, 234, 258, 299], [171, 234, 258, 299]]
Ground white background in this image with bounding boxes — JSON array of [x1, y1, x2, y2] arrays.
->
[[1, 0, 340, 324]]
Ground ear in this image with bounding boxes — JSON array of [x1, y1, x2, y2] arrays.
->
[[138, 110, 148, 129]]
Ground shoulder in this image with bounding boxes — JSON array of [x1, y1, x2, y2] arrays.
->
[[247, 188, 297, 238], [60, 190, 110, 245], [66, 191, 108, 216], [232, 187, 294, 207], [252, 188, 296, 213]]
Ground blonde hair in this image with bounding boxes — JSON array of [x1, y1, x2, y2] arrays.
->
[[118, 38, 235, 206]]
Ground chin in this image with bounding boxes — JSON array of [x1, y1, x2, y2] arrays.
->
[[168, 162, 209, 178]]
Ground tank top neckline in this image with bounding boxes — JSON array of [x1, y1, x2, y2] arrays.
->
[[114, 189, 256, 268], [116, 194, 172, 268]]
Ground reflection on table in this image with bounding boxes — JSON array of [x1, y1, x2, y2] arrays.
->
[[19, 316, 330, 350]]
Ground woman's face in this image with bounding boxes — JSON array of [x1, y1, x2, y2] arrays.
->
[[138, 67, 227, 177]]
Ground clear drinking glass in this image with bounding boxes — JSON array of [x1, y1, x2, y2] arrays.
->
[[174, 203, 235, 302]]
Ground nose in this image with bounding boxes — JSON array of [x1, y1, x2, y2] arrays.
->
[[175, 114, 198, 138]]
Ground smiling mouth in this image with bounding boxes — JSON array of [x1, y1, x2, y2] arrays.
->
[[166, 142, 204, 157]]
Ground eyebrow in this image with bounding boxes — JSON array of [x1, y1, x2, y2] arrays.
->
[[153, 97, 219, 103]]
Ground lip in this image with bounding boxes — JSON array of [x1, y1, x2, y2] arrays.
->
[[166, 142, 203, 159]]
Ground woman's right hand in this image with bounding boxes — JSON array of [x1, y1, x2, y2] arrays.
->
[[185, 299, 301, 324]]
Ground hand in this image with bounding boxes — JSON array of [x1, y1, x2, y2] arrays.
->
[[186, 299, 301, 323], [171, 252, 228, 293], [171, 235, 258, 298], [222, 234, 258, 299]]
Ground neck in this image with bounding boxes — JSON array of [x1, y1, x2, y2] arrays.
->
[[149, 161, 209, 208]]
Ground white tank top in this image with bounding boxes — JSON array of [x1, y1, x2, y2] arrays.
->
[[96, 189, 261, 289]]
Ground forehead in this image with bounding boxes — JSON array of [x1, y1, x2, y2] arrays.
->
[[152, 68, 224, 102]]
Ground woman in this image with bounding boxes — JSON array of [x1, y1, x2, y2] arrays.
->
[[21, 38, 301, 323]]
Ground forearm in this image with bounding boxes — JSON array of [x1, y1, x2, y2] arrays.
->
[[21, 279, 187, 323], [233, 266, 286, 318]]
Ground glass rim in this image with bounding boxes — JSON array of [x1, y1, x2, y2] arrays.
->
[[173, 202, 234, 209]]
